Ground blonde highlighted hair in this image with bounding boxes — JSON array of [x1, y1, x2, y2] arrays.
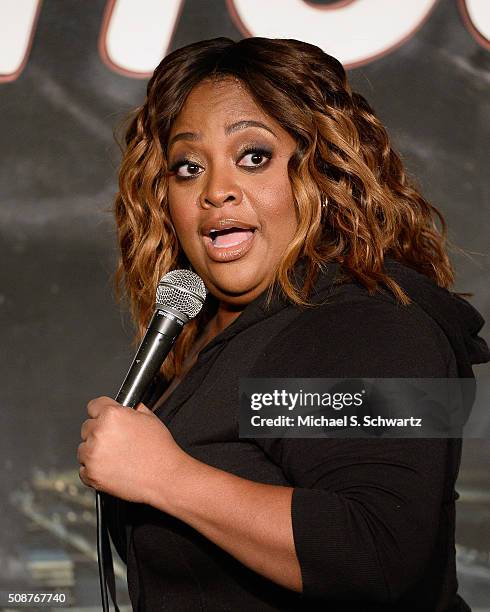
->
[[114, 37, 456, 381]]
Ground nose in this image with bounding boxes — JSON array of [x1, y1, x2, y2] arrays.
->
[[199, 163, 242, 209]]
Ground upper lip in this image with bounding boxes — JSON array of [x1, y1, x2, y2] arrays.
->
[[200, 217, 258, 237]]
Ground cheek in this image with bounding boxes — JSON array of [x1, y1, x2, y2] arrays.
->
[[168, 195, 196, 240], [255, 173, 296, 232]]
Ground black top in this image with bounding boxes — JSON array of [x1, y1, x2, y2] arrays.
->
[[105, 258, 489, 611]]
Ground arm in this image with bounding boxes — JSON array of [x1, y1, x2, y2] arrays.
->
[[97, 422, 447, 602], [145, 435, 449, 605], [146, 455, 302, 592]]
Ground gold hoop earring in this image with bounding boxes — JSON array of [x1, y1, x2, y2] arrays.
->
[[321, 195, 328, 220]]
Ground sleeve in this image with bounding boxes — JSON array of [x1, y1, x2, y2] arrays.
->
[[287, 437, 447, 604], [251, 297, 454, 604]]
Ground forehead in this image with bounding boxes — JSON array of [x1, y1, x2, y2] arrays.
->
[[170, 77, 272, 133]]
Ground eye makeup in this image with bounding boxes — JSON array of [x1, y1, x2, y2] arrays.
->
[[236, 144, 273, 168], [168, 143, 274, 180]]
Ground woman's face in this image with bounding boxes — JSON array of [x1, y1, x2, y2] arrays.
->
[[167, 77, 298, 306]]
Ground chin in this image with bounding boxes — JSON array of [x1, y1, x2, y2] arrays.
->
[[208, 264, 267, 300]]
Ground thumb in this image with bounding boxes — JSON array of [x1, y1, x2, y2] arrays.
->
[[135, 402, 153, 414]]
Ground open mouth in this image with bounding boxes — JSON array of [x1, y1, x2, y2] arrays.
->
[[202, 226, 257, 262], [208, 227, 256, 248]]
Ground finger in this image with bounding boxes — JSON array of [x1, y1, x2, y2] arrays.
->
[[87, 396, 117, 418], [77, 441, 87, 466], [79, 465, 91, 487], [80, 418, 96, 441]]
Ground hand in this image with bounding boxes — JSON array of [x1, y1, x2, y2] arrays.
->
[[77, 396, 189, 506]]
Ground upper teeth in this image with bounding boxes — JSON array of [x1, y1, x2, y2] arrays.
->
[[210, 227, 241, 234]]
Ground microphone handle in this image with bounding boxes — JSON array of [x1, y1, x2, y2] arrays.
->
[[115, 307, 186, 408]]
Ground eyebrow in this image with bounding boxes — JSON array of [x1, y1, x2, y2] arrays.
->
[[167, 120, 277, 150]]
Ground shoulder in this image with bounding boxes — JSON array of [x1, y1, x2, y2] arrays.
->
[[302, 282, 447, 346], [253, 283, 453, 377]]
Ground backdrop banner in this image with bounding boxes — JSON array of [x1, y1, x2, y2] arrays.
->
[[1, 1, 489, 608]]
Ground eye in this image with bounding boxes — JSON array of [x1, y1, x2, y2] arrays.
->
[[168, 159, 203, 179], [237, 147, 273, 169]]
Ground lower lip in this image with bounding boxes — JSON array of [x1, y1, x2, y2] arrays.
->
[[203, 231, 256, 262]]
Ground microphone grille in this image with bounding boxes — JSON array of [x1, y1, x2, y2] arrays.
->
[[155, 269, 207, 320]]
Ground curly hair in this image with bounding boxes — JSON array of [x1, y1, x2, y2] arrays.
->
[[113, 37, 456, 381]]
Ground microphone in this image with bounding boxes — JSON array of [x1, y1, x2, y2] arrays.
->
[[115, 269, 207, 408], [97, 269, 207, 612]]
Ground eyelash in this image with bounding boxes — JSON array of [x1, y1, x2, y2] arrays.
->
[[168, 147, 273, 180]]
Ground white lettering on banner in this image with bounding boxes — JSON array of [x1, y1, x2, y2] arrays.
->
[[227, 0, 438, 68], [1, 0, 489, 82], [99, 0, 184, 76], [459, 0, 490, 48], [0, 0, 41, 82]]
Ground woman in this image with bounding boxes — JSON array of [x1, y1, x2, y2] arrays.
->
[[77, 37, 489, 610]]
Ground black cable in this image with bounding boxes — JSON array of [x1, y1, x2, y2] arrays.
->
[[96, 490, 110, 611]]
